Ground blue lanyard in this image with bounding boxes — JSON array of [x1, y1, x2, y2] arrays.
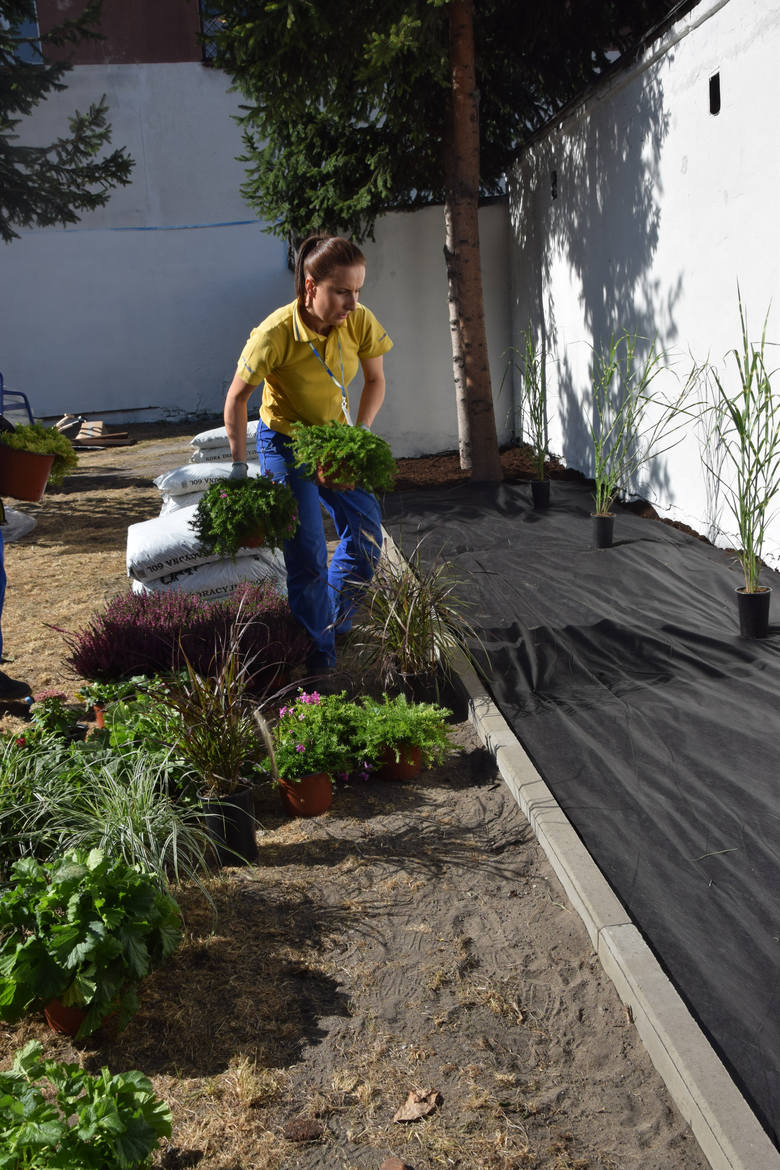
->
[[307, 333, 353, 424]]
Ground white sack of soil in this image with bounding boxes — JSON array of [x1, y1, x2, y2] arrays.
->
[[127, 504, 259, 582], [154, 460, 262, 503], [130, 550, 287, 601], [159, 490, 203, 516], [2, 507, 37, 542], [190, 420, 259, 450], [189, 445, 232, 463]]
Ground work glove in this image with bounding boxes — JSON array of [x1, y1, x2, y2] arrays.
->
[[229, 461, 248, 480]]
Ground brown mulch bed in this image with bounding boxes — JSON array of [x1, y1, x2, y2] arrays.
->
[[0, 423, 709, 1169]]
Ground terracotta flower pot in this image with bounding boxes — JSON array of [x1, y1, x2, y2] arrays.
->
[[93, 703, 106, 729], [0, 446, 55, 502], [44, 997, 88, 1036], [315, 463, 355, 492], [239, 526, 266, 549], [280, 772, 333, 816], [376, 743, 423, 782]]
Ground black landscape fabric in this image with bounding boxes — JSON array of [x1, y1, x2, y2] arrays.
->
[[384, 477, 780, 1149]]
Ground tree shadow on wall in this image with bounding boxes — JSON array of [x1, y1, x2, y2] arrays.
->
[[510, 58, 688, 508]]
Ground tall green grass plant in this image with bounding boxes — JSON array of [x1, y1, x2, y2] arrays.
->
[[706, 298, 780, 592]]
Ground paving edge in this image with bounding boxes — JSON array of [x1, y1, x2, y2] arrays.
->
[[456, 654, 780, 1170]]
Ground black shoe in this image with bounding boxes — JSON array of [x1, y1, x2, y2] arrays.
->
[[305, 650, 336, 674], [0, 670, 32, 701]]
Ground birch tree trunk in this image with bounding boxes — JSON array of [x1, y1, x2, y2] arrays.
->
[[445, 0, 502, 481], [443, 113, 470, 470]]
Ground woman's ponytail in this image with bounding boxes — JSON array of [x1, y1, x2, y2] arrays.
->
[[295, 234, 366, 303]]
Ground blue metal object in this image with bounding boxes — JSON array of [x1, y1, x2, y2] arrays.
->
[[0, 372, 34, 425]]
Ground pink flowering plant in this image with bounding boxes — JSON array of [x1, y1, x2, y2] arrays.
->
[[190, 473, 299, 559], [270, 690, 359, 782]]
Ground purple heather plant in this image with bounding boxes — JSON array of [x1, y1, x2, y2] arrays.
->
[[60, 582, 310, 693]]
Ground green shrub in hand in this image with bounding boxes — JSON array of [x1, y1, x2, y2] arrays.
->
[[190, 473, 299, 558], [0, 848, 182, 1037], [0, 1039, 171, 1170], [290, 420, 396, 492]]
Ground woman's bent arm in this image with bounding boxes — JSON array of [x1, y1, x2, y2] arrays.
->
[[356, 356, 386, 429], [224, 374, 256, 462]]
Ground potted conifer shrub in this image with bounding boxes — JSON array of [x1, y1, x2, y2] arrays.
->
[[0, 421, 78, 501], [289, 420, 396, 492], [352, 693, 454, 780]]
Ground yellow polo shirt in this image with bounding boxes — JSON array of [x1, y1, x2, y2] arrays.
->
[[236, 300, 393, 436]]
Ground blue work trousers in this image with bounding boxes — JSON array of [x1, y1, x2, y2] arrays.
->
[[257, 421, 382, 666]]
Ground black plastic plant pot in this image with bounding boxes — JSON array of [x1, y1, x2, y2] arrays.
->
[[200, 784, 258, 866], [736, 586, 771, 639], [591, 512, 615, 549], [531, 479, 551, 510]]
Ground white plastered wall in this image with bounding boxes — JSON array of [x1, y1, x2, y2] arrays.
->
[[509, 0, 780, 564], [0, 61, 512, 458]]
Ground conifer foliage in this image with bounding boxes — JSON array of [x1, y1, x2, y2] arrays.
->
[[0, 0, 133, 242]]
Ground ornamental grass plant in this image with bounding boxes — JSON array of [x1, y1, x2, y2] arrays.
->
[[190, 472, 299, 558], [705, 297, 780, 593], [0, 732, 214, 898], [588, 331, 701, 515], [290, 420, 396, 492], [348, 537, 484, 692], [154, 636, 275, 798], [500, 329, 549, 481]]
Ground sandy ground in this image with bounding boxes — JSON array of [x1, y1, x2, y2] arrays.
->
[[0, 423, 709, 1169]]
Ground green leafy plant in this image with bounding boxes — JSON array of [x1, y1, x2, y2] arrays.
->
[[0, 1039, 171, 1170], [705, 298, 780, 593], [77, 675, 156, 712], [588, 332, 700, 515], [348, 537, 484, 691], [190, 473, 299, 558], [352, 693, 454, 769], [0, 847, 182, 1037], [501, 330, 548, 480], [26, 692, 85, 742], [290, 420, 396, 492], [0, 422, 78, 485], [269, 689, 358, 781]]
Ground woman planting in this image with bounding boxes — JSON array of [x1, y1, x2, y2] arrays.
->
[[223, 234, 393, 676]]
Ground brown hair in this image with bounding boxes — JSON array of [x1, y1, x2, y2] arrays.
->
[[294, 234, 366, 303]]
